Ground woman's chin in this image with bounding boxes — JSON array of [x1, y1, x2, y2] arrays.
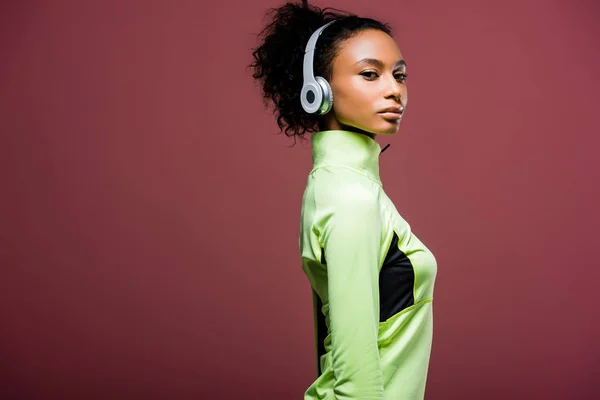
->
[[374, 123, 400, 136]]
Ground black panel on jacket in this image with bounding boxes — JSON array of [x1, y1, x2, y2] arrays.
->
[[315, 250, 327, 376], [314, 289, 327, 376], [379, 231, 415, 322]]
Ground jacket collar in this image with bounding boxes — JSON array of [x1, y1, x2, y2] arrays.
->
[[311, 130, 382, 184]]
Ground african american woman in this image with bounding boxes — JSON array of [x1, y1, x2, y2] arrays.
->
[[250, 2, 438, 399]]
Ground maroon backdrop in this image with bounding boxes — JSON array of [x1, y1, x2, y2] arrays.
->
[[1, 0, 599, 398]]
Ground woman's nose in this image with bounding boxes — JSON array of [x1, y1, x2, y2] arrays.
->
[[385, 75, 403, 100]]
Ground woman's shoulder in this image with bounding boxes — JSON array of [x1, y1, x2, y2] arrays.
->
[[310, 166, 379, 209]]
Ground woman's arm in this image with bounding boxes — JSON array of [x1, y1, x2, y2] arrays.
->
[[319, 184, 384, 400]]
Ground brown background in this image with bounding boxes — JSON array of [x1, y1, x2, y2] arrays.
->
[[1, 0, 599, 398]]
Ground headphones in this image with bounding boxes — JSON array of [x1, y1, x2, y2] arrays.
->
[[300, 20, 336, 115]]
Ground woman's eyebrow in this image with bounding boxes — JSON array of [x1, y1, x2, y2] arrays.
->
[[355, 58, 407, 69]]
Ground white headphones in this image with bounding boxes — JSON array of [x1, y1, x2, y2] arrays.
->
[[300, 20, 336, 115]]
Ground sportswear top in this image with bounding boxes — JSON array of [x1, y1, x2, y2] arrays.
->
[[299, 129, 437, 400]]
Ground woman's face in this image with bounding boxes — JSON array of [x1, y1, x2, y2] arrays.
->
[[323, 29, 407, 137]]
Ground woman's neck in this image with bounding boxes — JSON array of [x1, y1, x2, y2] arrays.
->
[[319, 116, 376, 139]]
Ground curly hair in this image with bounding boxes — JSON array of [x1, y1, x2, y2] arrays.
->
[[249, 1, 392, 142]]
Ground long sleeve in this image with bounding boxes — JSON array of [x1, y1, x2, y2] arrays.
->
[[317, 182, 384, 400]]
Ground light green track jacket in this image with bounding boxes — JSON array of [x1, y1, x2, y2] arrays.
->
[[299, 130, 437, 400]]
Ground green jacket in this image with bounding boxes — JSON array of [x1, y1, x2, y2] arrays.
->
[[299, 130, 437, 400]]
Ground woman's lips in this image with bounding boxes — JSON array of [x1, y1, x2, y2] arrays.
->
[[379, 111, 403, 120]]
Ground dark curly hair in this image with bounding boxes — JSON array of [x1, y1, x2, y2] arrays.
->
[[249, 1, 392, 142]]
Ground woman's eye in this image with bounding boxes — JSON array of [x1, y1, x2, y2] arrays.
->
[[360, 71, 379, 80], [395, 73, 408, 82]]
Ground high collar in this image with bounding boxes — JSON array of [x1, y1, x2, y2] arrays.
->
[[311, 130, 382, 184]]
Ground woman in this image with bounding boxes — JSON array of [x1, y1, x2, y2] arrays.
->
[[250, 2, 437, 399]]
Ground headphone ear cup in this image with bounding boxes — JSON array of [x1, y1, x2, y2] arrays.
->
[[300, 81, 323, 114], [315, 76, 333, 115]]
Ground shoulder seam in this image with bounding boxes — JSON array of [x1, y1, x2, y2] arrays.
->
[[311, 174, 324, 254]]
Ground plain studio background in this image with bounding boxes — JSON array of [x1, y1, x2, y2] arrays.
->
[[1, 0, 599, 398]]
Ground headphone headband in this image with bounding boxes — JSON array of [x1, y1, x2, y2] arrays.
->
[[302, 20, 336, 84]]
